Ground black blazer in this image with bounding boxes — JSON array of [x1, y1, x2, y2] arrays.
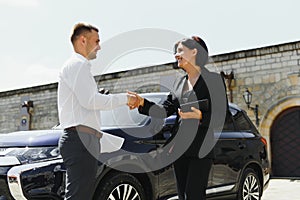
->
[[139, 69, 228, 158]]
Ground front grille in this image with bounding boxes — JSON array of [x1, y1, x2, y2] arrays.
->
[[0, 177, 14, 200]]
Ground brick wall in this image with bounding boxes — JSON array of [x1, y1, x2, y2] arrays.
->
[[0, 83, 58, 133], [205, 41, 300, 132]]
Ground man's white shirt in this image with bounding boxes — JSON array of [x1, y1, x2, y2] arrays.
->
[[57, 52, 127, 132]]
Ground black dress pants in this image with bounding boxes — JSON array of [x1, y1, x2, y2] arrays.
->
[[59, 129, 100, 200], [174, 155, 213, 200]]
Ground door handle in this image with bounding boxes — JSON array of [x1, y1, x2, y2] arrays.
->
[[134, 140, 157, 145], [238, 142, 246, 149], [134, 140, 166, 145]]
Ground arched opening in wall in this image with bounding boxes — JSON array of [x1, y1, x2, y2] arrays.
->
[[270, 106, 300, 177]]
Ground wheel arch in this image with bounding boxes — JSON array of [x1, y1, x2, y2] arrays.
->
[[94, 164, 154, 200], [237, 161, 264, 196]]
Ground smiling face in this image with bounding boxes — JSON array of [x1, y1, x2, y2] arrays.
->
[[71, 24, 101, 60], [174, 42, 197, 70], [84, 29, 101, 60]]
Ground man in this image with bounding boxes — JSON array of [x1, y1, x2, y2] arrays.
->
[[57, 22, 137, 200]]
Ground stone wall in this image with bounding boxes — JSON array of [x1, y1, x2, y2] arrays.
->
[[206, 42, 300, 136], [0, 83, 58, 133]]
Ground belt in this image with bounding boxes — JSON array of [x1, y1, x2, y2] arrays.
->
[[65, 125, 103, 139]]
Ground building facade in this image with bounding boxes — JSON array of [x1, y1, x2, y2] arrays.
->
[[0, 41, 299, 177]]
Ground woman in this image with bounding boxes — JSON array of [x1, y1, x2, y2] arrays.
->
[[130, 36, 228, 200]]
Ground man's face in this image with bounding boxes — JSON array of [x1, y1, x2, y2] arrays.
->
[[85, 30, 101, 60]]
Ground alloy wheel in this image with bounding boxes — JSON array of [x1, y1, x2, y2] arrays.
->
[[108, 183, 141, 200], [242, 174, 260, 200]]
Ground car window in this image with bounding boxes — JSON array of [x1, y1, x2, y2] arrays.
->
[[221, 107, 240, 132], [100, 95, 166, 127], [233, 110, 252, 132], [222, 111, 235, 131]]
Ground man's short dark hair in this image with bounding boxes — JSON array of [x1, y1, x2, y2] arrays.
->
[[70, 23, 99, 44]]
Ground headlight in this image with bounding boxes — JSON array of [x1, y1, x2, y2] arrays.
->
[[4, 147, 61, 164]]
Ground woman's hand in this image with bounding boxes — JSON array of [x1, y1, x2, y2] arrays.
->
[[178, 107, 202, 120]]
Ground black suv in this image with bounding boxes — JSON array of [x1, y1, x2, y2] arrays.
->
[[0, 92, 269, 200]]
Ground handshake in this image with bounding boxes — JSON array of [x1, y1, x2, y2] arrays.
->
[[126, 91, 144, 110], [100, 88, 143, 110], [103, 89, 202, 120]]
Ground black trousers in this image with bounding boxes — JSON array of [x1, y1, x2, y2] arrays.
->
[[58, 129, 100, 200], [174, 156, 213, 200]]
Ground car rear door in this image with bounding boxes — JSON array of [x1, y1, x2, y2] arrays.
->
[[209, 108, 246, 194]]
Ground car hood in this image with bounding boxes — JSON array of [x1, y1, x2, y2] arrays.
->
[[0, 130, 63, 147]]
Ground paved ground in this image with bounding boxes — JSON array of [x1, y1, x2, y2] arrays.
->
[[261, 178, 300, 200]]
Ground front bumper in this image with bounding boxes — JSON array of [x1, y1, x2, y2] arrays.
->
[[6, 159, 64, 200]]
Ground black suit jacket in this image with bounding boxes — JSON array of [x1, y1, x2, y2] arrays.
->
[[139, 69, 228, 158]]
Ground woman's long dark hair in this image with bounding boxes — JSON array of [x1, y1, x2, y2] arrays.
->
[[173, 36, 209, 69]]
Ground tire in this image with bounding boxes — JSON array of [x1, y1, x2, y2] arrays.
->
[[237, 168, 262, 200], [93, 172, 147, 200]]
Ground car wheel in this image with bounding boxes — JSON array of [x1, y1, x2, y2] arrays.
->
[[237, 168, 262, 200], [94, 172, 146, 200]]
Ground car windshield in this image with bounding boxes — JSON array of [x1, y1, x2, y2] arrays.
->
[[100, 93, 167, 127]]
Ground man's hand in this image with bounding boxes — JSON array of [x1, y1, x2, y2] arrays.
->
[[127, 93, 138, 109], [127, 91, 144, 110], [178, 107, 202, 120]]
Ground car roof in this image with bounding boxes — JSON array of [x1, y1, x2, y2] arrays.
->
[[228, 102, 242, 111], [140, 92, 169, 98]]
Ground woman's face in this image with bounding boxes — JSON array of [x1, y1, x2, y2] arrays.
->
[[175, 42, 197, 69]]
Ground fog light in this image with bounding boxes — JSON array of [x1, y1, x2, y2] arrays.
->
[[8, 176, 18, 184]]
